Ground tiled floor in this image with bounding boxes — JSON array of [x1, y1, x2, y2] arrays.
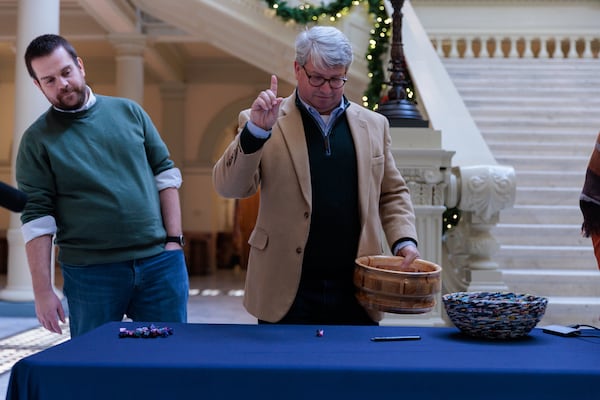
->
[[0, 266, 253, 398]]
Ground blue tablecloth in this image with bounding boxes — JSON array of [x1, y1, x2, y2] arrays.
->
[[7, 322, 600, 400]]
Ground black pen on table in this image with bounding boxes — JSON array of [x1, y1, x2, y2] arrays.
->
[[370, 335, 421, 342]]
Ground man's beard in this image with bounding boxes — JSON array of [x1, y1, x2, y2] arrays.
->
[[54, 84, 87, 111]]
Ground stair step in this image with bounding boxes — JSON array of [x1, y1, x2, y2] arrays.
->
[[457, 91, 599, 103], [499, 205, 583, 224], [452, 75, 600, 84], [495, 154, 588, 171], [484, 132, 596, 144], [483, 126, 598, 135], [463, 97, 600, 108], [474, 116, 600, 128], [503, 269, 600, 298], [515, 187, 580, 206], [443, 57, 600, 71], [538, 296, 600, 327], [514, 171, 585, 188], [469, 109, 600, 121], [490, 143, 592, 157], [494, 244, 594, 269], [493, 223, 586, 246]]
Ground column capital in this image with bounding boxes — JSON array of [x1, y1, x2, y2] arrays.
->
[[107, 33, 147, 56], [107, 33, 146, 104], [455, 165, 516, 222]]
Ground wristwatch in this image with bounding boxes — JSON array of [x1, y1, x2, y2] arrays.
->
[[165, 235, 185, 246]]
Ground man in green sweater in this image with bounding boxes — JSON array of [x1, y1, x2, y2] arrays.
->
[[16, 34, 189, 337]]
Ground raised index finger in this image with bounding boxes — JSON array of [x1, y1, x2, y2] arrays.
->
[[270, 75, 278, 98]]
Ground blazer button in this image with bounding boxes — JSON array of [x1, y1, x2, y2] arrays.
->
[[295, 247, 302, 254]]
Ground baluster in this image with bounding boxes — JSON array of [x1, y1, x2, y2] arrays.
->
[[449, 36, 460, 58], [567, 37, 578, 58], [523, 36, 534, 58], [464, 36, 474, 58], [538, 36, 549, 58], [508, 36, 519, 58], [573, 37, 583, 58], [582, 36, 593, 58]]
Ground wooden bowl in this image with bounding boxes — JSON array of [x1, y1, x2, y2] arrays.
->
[[354, 255, 442, 314]]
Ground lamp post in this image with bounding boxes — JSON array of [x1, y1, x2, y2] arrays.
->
[[377, 0, 428, 127]]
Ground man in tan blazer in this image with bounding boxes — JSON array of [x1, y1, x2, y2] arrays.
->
[[213, 26, 419, 325]]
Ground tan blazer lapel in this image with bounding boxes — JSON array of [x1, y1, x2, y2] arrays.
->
[[347, 105, 372, 227], [277, 96, 312, 205]]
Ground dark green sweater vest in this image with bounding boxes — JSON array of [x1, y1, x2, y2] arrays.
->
[[297, 103, 361, 282]]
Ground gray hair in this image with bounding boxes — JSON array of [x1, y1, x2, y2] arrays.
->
[[295, 26, 353, 70]]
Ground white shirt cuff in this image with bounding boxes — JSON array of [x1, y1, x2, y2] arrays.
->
[[21, 215, 57, 243], [155, 167, 182, 191], [246, 121, 271, 139], [393, 241, 416, 255]]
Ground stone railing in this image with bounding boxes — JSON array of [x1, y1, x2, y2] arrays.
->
[[412, 0, 600, 60], [430, 34, 599, 59]]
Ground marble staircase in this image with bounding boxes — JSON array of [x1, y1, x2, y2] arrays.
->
[[442, 57, 600, 325]]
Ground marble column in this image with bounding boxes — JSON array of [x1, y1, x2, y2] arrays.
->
[[108, 33, 146, 105], [1, 0, 60, 301]]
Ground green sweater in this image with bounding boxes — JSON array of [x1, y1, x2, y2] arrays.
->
[[17, 95, 174, 265]]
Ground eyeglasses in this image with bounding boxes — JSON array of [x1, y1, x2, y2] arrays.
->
[[301, 66, 347, 89]]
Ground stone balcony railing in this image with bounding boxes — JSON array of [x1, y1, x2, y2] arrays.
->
[[431, 34, 599, 59], [412, 0, 600, 60]]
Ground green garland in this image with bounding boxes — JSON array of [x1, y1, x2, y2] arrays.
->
[[262, 0, 389, 109]]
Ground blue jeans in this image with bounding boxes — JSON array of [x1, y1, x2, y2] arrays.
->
[[61, 249, 189, 337]]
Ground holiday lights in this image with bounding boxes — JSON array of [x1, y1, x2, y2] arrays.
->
[[262, 0, 390, 109]]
